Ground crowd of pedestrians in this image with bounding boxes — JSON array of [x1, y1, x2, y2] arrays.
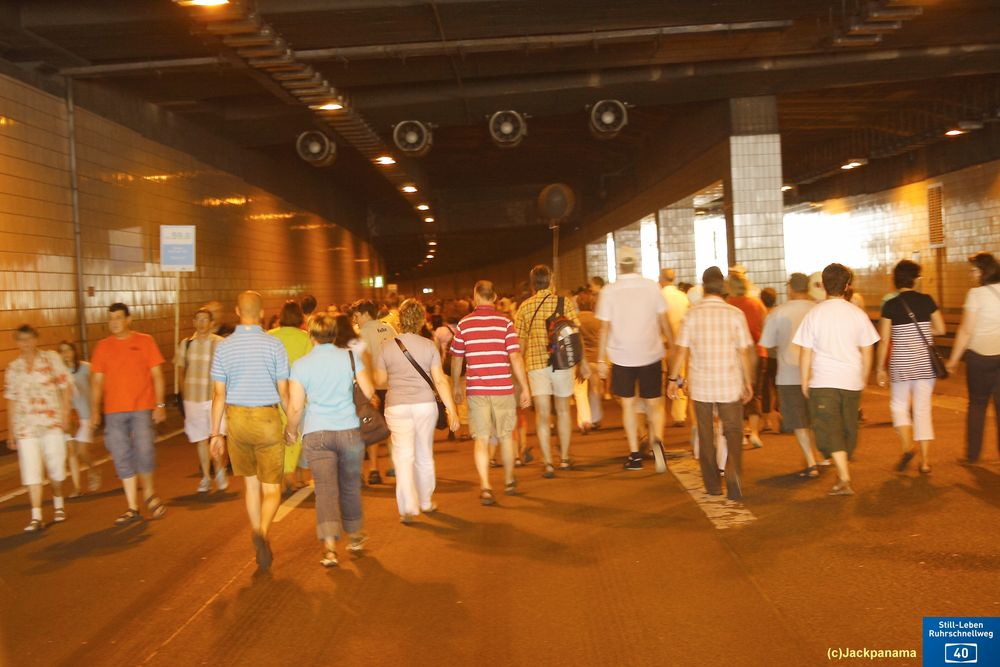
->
[[4, 250, 999, 568]]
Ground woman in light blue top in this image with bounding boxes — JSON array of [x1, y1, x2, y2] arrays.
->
[[286, 314, 374, 568], [59, 341, 101, 496]]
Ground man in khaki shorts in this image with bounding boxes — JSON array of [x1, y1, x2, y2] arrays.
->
[[210, 291, 290, 570], [451, 281, 531, 505]]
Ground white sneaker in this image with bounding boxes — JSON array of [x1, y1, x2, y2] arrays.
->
[[197, 477, 211, 493], [215, 468, 228, 491]]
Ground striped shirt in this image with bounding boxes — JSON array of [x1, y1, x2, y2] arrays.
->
[[676, 296, 754, 403], [881, 291, 938, 382], [211, 325, 290, 407], [450, 305, 520, 395]]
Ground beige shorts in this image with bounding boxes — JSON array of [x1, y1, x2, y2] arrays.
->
[[225, 405, 284, 485], [528, 366, 574, 398], [467, 394, 517, 441]]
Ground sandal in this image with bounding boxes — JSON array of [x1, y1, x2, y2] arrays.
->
[[53, 508, 67, 522], [895, 450, 916, 472], [489, 459, 500, 468], [320, 550, 339, 568], [347, 533, 369, 553], [559, 459, 573, 471], [797, 466, 819, 479], [514, 458, 523, 467], [114, 508, 142, 526], [479, 489, 496, 506], [542, 464, 555, 479], [145, 495, 166, 519], [504, 480, 518, 496], [23, 519, 44, 533]]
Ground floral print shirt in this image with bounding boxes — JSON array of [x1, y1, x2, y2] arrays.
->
[[4, 350, 70, 440]]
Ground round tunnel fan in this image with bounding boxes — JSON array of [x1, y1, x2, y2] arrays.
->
[[295, 131, 337, 167], [488, 110, 527, 148], [393, 120, 433, 157], [589, 100, 628, 139]]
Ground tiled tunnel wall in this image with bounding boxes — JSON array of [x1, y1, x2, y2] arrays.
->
[[0, 73, 381, 442]]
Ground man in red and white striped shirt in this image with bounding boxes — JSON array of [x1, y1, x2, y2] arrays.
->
[[450, 281, 532, 505]]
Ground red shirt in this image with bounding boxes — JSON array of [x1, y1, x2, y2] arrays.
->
[[450, 306, 520, 396], [727, 296, 767, 357], [91, 332, 165, 413]]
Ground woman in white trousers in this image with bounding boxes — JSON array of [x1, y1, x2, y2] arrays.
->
[[374, 299, 459, 522]]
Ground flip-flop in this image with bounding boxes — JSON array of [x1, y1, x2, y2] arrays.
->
[[114, 508, 141, 526], [798, 466, 819, 478]]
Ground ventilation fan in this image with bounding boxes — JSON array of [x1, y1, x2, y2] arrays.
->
[[295, 131, 336, 167], [488, 110, 526, 148], [393, 120, 433, 156], [589, 100, 628, 139]]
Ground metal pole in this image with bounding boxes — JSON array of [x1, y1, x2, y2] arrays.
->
[[174, 273, 181, 395], [65, 78, 89, 358], [551, 222, 560, 293]]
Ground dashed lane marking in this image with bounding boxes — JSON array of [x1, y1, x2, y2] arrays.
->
[[665, 450, 757, 530], [0, 428, 185, 505]]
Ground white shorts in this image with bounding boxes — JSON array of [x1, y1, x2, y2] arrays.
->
[[528, 367, 575, 398], [69, 419, 93, 444], [17, 429, 67, 486], [184, 400, 225, 443]]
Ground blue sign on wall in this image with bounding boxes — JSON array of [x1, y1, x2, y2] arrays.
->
[[160, 225, 196, 272], [923, 618, 999, 666]]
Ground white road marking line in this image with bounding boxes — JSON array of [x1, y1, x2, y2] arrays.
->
[[665, 450, 757, 530], [273, 484, 314, 523], [0, 428, 185, 505]]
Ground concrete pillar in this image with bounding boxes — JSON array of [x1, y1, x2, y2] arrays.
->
[[724, 96, 787, 296], [658, 198, 697, 284]]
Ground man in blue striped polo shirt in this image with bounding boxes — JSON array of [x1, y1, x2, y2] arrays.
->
[[210, 291, 290, 571]]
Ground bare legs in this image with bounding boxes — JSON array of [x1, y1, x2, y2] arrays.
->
[[121, 473, 155, 511], [66, 440, 95, 494]]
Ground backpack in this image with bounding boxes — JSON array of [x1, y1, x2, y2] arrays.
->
[[545, 297, 583, 370]]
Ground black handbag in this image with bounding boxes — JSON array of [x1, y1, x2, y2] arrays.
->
[[899, 296, 948, 379], [394, 338, 449, 430], [348, 351, 391, 445]]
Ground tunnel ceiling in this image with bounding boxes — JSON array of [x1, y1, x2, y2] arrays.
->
[[3, 0, 1000, 280]]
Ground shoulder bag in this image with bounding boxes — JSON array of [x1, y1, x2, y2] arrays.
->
[[348, 350, 391, 445], [899, 295, 948, 379], [394, 338, 449, 430]]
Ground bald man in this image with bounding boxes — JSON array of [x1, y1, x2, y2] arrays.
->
[[210, 291, 290, 570]]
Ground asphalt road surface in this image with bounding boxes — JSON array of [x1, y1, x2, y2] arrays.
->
[[0, 386, 997, 666]]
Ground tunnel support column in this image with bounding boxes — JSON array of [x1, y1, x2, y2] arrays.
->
[[723, 96, 787, 296]]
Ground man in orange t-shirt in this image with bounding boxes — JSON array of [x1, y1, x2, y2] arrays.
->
[[90, 303, 167, 525]]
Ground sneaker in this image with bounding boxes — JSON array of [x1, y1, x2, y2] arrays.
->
[[828, 481, 855, 496], [320, 550, 339, 568], [215, 467, 229, 491], [624, 454, 643, 471], [197, 477, 211, 493], [347, 533, 369, 553]]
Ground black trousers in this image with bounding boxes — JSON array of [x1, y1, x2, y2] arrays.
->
[[965, 350, 1000, 461]]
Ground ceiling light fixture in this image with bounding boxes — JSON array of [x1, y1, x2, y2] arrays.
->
[[374, 156, 396, 165], [416, 204, 430, 211], [945, 129, 965, 137], [946, 120, 984, 136], [310, 102, 343, 111], [427, 240, 437, 246], [424, 217, 435, 223], [426, 254, 434, 259], [401, 185, 418, 194], [174, 0, 230, 6], [840, 158, 868, 170], [781, 185, 794, 192]]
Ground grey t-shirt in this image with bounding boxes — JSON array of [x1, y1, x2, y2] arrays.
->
[[377, 333, 441, 407]]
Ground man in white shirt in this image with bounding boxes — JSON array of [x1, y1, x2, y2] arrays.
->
[[596, 249, 672, 471], [793, 263, 880, 496], [660, 268, 690, 426], [759, 273, 823, 478]]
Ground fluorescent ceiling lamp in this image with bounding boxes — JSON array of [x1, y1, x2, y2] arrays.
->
[[374, 156, 396, 165], [310, 102, 343, 111], [417, 204, 430, 211], [175, 0, 229, 6], [401, 185, 418, 193]]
